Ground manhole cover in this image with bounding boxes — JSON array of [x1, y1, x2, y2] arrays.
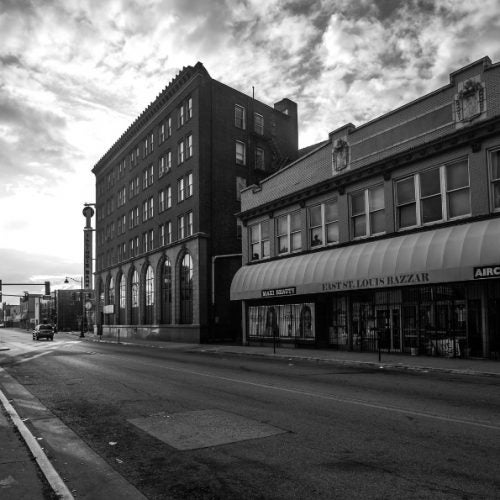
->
[[128, 409, 286, 450]]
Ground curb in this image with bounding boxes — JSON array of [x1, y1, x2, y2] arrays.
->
[[0, 372, 74, 499], [80, 335, 500, 379]]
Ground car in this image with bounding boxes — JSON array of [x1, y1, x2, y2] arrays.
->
[[33, 324, 54, 341]]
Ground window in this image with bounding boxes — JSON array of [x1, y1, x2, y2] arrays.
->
[[186, 134, 193, 159], [159, 117, 172, 142], [185, 211, 193, 236], [129, 177, 139, 198], [235, 104, 246, 129], [187, 97, 193, 120], [178, 140, 185, 164], [159, 224, 165, 246], [143, 200, 148, 222], [185, 172, 193, 198], [148, 196, 154, 219], [162, 257, 172, 324], [395, 159, 470, 229], [178, 105, 184, 128], [149, 228, 154, 251], [159, 190, 165, 212], [178, 214, 185, 239], [130, 149, 137, 168], [148, 164, 154, 186], [255, 147, 265, 170], [254, 113, 264, 135], [159, 151, 172, 177], [145, 266, 154, 324], [236, 141, 246, 165], [179, 253, 193, 324], [117, 186, 126, 207], [491, 149, 500, 211], [351, 186, 384, 238], [166, 221, 172, 244], [177, 177, 185, 202], [277, 211, 302, 254], [131, 269, 139, 324], [309, 199, 339, 247], [142, 232, 148, 253], [249, 221, 270, 260], [119, 275, 126, 323], [130, 238, 135, 256], [142, 168, 148, 189]]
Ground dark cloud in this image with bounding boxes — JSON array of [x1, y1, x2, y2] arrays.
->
[[0, 248, 80, 301]]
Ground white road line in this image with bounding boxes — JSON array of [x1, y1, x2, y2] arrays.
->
[[153, 364, 500, 432], [0, 368, 74, 499]]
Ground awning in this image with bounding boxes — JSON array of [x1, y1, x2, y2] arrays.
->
[[230, 218, 500, 301]]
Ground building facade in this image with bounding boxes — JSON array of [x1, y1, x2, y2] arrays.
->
[[93, 63, 298, 342], [231, 57, 500, 359]]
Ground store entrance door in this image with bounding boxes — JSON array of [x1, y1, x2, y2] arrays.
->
[[375, 307, 402, 352]]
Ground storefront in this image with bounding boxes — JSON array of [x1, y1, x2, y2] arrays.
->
[[231, 218, 500, 358]]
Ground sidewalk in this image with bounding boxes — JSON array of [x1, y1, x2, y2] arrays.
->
[[77, 332, 500, 378]]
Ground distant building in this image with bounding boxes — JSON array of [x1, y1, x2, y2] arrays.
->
[[92, 62, 298, 342], [231, 56, 500, 359], [54, 289, 93, 332], [3, 304, 21, 327]]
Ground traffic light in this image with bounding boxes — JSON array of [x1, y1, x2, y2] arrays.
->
[[45, 281, 50, 295]]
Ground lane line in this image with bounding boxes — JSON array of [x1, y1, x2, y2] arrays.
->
[[0, 368, 74, 499], [150, 364, 500, 432]]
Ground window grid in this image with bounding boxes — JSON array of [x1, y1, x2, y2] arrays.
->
[[235, 104, 246, 129], [254, 113, 264, 135], [351, 186, 385, 238], [236, 141, 246, 165], [250, 221, 270, 260], [491, 149, 500, 211], [277, 211, 302, 254], [395, 159, 470, 229]]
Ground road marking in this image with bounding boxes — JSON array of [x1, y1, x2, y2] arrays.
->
[[152, 364, 500, 432], [11, 341, 82, 365], [0, 368, 74, 499]]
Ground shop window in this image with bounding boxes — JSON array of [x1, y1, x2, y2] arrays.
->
[[351, 185, 384, 238], [131, 269, 139, 325], [249, 220, 270, 260], [144, 265, 154, 324], [162, 257, 172, 324], [276, 211, 302, 254], [395, 159, 470, 229], [247, 303, 315, 341], [119, 275, 126, 324], [180, 253, 193, 324], [309, 199, 339, 247], [490, 148, 500, 211]]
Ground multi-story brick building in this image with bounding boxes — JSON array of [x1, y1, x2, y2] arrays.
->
[[231, 56, 500, 359], [92, 62, 298, 342]]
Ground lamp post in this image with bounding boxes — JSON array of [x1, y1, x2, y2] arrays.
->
[[64, 276, 85, 338]]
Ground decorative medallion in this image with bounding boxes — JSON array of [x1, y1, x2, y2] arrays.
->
[[332, 138, 349, 172], [454, 77, 485, 125]]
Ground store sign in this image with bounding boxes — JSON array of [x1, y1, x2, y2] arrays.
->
[[322, 272, 430, 291], [473, 265, 500, 279], [262, 287, 296, 298], [83, 228, 93, 289], [103, 304, 114, 314]]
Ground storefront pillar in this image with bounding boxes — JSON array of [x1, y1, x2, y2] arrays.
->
[[481, 287, 489, 357], [241, 300, 247, 345]]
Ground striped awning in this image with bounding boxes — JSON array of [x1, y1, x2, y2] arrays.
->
[[230, 218, 500, 301]]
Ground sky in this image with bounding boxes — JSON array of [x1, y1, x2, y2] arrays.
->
[[1, 0, 500, 301]]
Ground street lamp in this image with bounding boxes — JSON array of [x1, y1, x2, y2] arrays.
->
[[64, 276, 85, 338]]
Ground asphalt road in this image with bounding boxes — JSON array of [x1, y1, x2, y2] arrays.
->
[[1, 328, 499, 499]]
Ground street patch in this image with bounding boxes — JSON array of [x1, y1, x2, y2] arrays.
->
[[128, 409, 286, 450]]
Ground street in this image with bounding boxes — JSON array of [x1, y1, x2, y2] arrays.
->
[[1, 327, 500, 499]]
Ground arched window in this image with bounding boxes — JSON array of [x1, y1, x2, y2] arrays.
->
[[131, 269, 139, 325], [106, 276, 115, 325], [144, 265, 155, 324], [119, 275, 126, 324], [180, 253, 193, 324], [161, 257, 172, 324]]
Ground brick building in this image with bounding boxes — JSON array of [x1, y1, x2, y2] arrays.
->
[[231, 56, 500, 359], [92, 62, 298, 342]]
